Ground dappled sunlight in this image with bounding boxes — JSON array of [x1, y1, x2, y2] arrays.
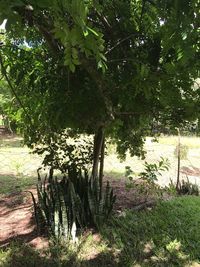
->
[[0, 136, 200, 266], [0, 196, 200, 266], [100, 196, 200, 266]]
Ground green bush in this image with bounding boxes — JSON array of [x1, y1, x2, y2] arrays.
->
[[33, 130, 94, 172]]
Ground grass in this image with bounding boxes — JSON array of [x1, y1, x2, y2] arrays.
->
[[1, 134, 200, 196], [0, 174, 37, 195], [0, 136, 41, 195], [0, 136, 24, 148], [1, 196, 200, 266], [158, 135, 200, 148], [101, 196, 200, 266]]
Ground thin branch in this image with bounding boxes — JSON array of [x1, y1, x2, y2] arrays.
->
[[105, 33, 142, 55], [94, 9, 112, 33], [107, 58, 148, 66]]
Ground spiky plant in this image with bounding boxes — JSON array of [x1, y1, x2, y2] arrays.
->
[[33, 166, 116, 239]]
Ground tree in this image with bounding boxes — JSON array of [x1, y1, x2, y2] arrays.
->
[[0, 0, 199, 181]]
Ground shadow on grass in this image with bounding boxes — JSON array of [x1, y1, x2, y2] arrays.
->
[[100, 196, 200, 266], [1, 196, 200, 266], [0, 174, 37, 195], [0, 241, 51, 267], [0, 240, 116, 267]]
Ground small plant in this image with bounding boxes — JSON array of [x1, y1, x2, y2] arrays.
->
[[125, 166, 134, 182], [140, 157, 170, 182], [125, 157, 170, 184], [12, 161, 24, 176], [125, 158, 170, 200], [178, 177, 199, 196]]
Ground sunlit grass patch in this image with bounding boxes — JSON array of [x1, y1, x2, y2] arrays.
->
[[158, 135, 200, 148], [0, 136, 24, 148]]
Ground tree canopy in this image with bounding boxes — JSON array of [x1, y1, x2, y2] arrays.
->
[[0, 0, 199, 159]]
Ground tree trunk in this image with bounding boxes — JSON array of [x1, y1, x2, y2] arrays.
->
[[92, 126, 104, 180], [99, 136, 105, 198]]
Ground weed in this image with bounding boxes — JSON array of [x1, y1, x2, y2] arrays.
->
[[178, 177, 199, 196], [125, 158, 170, 200]]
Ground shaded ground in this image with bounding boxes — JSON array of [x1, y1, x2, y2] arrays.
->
[[0, 178, 152, 249], [0, 170, 199, 250], [1, 196, 200, 267], [0, 190, 48, 249]]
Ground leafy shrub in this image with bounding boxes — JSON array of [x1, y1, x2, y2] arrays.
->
[[32, 166, 116, 239], [174, 144, 189, 160], [33, 130, 94, 172], [139, 157, 170, 182]]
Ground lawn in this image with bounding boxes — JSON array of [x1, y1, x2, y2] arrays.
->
[[1, 135, 200, 196], [158, 135, 200, 148], [0, 136, 41, 195]]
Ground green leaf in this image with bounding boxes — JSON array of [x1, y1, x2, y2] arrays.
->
[[69, 63, 75, 73], [87, 26, 99, 36]]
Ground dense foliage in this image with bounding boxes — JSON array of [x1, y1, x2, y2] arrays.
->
[[0, 0, 199, 158]]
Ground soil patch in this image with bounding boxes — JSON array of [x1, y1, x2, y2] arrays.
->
[[0, 190, 48, 249]]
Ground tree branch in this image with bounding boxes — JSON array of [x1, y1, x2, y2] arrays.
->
[[35, 22, 61, 54], [105, 33, 142, 55]]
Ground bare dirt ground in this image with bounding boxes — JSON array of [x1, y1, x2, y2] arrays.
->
[[0, 190, 48, 249]]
